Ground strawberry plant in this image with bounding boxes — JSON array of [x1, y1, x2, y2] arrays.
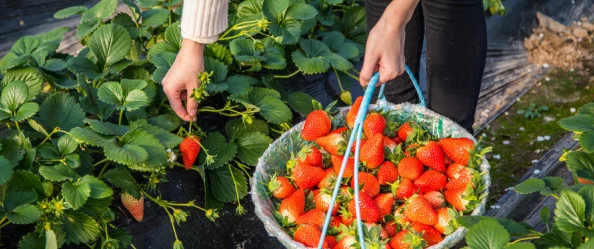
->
[[456, 102, 594, 248], [0, 0, 368, 248]]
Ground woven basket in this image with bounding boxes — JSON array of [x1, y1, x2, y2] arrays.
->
[[251, 101, 491, 249]]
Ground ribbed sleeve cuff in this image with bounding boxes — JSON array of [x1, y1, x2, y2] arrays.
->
[[181, 0, 228, 44]]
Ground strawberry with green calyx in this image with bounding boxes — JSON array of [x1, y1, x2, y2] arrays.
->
[[297, 145, 323, 167], [383, 218, 398, 237], [339, 205, 355, 226], [293, 223, 324, 248], [393, 204, 412, 227], [414, 169, 447, 193], [377, 161, 399, 185], [318, 168, 338, 189], [268, 174, 296, 199], [445, 163, 480, 190], [347, 191, 381, 223], [291, 162, 325, 189], [360, 133, 385, 169], [397, 157, 424, 180], [179, 124, 215, 169], [314, 188, 340, 215], [121, 192, 144, 222], [374, 193, 395, 217], [383, 136, 397, 152], [363, 223, 390, 249], [279, 189, 305, 223], [296, 209, 326, 228], [301, 110, 332, 141], [316, 133, 347, 156], [416, 141, 446, 172], [351, 172, 381, 197], [390, 178, 418, 200], [346, 96, 363, 128], [363, 113, 387, 139], [389, 230, 426, 249], [332, 154, 356, 178], [335, 227, 357, 249], [397, 122, 414, 142], [444, 184, 483, 212], [404, 194, 437, 225], [438, 137, 475, 165], [410, 222, 443, 246], [434, 207, 459, 234], [423, 191, 445, 209]]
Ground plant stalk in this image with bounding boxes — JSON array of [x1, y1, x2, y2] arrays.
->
[[273, 70, 300, 79], [118, 110, 124, 126]]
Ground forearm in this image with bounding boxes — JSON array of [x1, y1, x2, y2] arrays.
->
[[380, 0, 420, 31], [180, 0, 229, 44]]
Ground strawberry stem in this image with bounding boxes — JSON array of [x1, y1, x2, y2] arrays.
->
[[228, 164, 246, 215]]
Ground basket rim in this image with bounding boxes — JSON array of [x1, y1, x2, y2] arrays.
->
[[250, 102, 491, 249]]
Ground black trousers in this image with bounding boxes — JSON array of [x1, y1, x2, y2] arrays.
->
[[366, 0, 487, 132]]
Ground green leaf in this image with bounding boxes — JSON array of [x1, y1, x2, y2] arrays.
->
[[2, 67, 43, 101], [322, 31, 359, 59], [57, 134, 78, 156], [64, 154, 81, 169], [3, 191, 36, 211], [559, 115, 594, 132], [287, 91, 315, 116], [62, 181, 91, 210], [199, 132, 238, 169], [28, 119, 48, 136], [80, 175, 113, 199], [204, 57, 229, 83], [130, 121, 182, 148], [261, 37, 286, 70], [97, 81, 123, 105], [554, 190, 586, 233], [148, 114, 180, 131], [578, 238, 594, 249], [39, 164, 78, 182], [38, 93, 85, 131], [504, 243, 535, 249], [579, 185, 594, 224], [325, 53, 353, 71], [237, 0, 263, 17], [103, 167, 141, 199], [66, 57, 102, 79], [465, 219, 510, 249], [496, 219, 531, 237], [151, 52, 177, 83], [580, 132, 594, 153], [147, 22, 181, 62], [86, 119, 129, 136], [10, 170, 45, 197], [54, 6, 88, 19], [263, 0, 289, 21], [62, 211, 100, 244], [88, 24, 132, 68], [225, 118, 269, 141], [19, 232, 45, 249], [566, 151, 594, 180], [541, 206, 551, 225], [103, 142, 148, 166], [578, 103, 594, 115], [123, 90, 148, 110], [97, 81, 148, 111], [236, 132, 272, 165], [0, 139, 24, 167], [45, 230, 58, 249], [514, 178, 546, 194], [205, 43, 234, 67], [6, 204, 41, 224], [208, 166, 248, 203], [141, 8, 170, 27], [76, 19, 100, 39], [286, 3, 317, 20], [69, 127, 114, 147], [79, 80, 115, 121], [333, 6, 366, 45], [1, 80, 28, 111], [223, 75, 259, 95], [88, 0, 118, 19], [78, 196, 112, 217], [12, 102, 38, 122], [229, 38, 265, 68], [10, 36, 39, 55], [269, 18, 301, 45], [258, 96, 292, 124], [43, 59, 66, 71], [292, 39, 331, 74], [0, 156, 13, 185], [537, 226, 573, 248], [118, 128, 167, 169]]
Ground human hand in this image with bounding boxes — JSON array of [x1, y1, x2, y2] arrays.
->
[[359, 0, 419, 86], [162, 39, 204, 122]]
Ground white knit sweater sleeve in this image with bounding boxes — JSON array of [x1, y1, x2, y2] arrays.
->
[[181, 0, 228, 44]]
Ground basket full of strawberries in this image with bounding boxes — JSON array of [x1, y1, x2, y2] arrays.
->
[[251, 73, 491, 249]]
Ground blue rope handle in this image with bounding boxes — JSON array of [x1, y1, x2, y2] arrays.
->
[[317, 65, 424, 249]]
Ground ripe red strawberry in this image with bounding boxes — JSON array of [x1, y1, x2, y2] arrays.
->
[[335, 235, 357, 249], [346, 96, 363, 128], [318, 168, 337, 189], [414, 170, 447, 193], [377, 161, 399, 185], [434, 208, 456, 234], [438, 137, 474, 165], [374, 193, 395, 216], [301, 110, 332, 141], [410, 222, 443, 246], [347, 192, 381, 223], [444, 188, 469, 211], [297, 146, 323, 167], [332, 155, 356, 178], [179, 135, 201, 170], [316, 133, 347, 156], [351, 172, 380, 197], [294, 223, 323, 248], [363, 113, 387, 139], [279, 189, 305, 223], [351, 139, 366, 154], [389, 230, 426, 249], [296, 209, 326, 228], [579, 177, 594, 184], [397, 122, 414, 142], [391, 178, 418, 200], [416, 141, 446, 172], [404, 142, 420, 157], [392, 137, 403, 145], [324, 236, 337, 249], [423, 191, 445, 209], [384, 136, 397, 151], [340, 210, 355, 226], [330, 216, 342, 231], [405, 195, 437, 225], [393, 204, 412, 227], [268, 175, 296, 199], [121, 192, 144, 222], [446, 163, 474, 190], [397, 157, 424, 180], [314, 190, 340, 215], [384, 221, 398, 237], [292, 162, 325, 189], [360, 133, 385, 169], [330, 127, 348, 135]]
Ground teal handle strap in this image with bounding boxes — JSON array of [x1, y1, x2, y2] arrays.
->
[[317, 65, 423, 249]]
